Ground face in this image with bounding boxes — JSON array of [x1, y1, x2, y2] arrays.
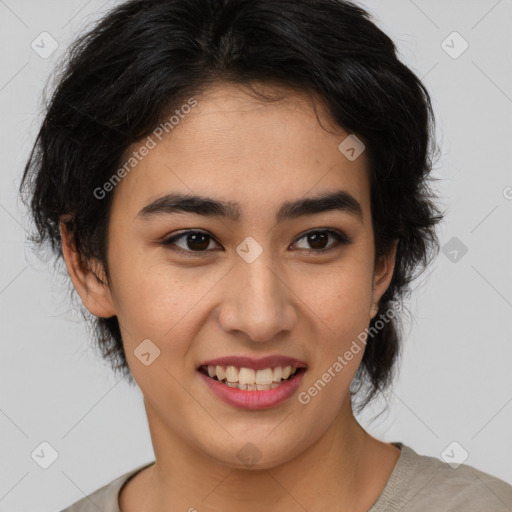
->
[[63, 82, 396, 470]]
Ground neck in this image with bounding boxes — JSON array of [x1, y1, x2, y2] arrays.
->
[[137, 397, 383, 512]]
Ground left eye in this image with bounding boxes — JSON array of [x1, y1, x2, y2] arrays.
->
[[161, 229, 351, 255], [292, 229, 351, 252]]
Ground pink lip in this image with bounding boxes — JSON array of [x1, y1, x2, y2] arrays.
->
[[198, 355, 307, 371], [197, 368, 307, 410]]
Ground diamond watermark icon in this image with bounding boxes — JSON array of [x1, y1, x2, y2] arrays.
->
[[31, 32, 59, 59], [31, 441, 59, 469], [441, 441, 469, 469], [338, 134, 365, 161], [236, 236, 263, 263], [134, 338, 161, 366], [237, 442, 263, 466], [442, 236, 468, 263], [441, 31, 469, 59]]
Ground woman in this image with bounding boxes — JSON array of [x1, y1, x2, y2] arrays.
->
[[20, 0, 512, 510]]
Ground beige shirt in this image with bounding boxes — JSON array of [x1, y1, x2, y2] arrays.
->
[[59, 442, 512, 511]]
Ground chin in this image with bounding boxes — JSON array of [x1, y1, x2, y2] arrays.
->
[[199, 431, 309, 471]]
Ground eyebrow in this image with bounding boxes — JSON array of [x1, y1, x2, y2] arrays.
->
[[137, 190, 363, 223]]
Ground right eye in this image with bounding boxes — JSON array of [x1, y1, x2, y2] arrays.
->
[[160, 230, 221, 256]]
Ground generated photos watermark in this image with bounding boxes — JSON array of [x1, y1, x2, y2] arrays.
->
[[298, 300, 402, 405], [93, 98, 198, 200]]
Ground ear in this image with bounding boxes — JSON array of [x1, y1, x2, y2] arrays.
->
[[59, 220, 116, 318], [370, 239, 399, 320]]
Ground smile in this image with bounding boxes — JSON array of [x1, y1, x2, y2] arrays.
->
[[198, 364, 303, 391]]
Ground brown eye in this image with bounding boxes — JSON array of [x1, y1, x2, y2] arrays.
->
[[306, 231, 329, 250], [161, 228, 351, 257], [162, 230, 220, 254], [292, 229, 351, 252]]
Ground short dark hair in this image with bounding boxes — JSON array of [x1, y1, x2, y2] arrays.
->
[[20, 0, 444, 412]]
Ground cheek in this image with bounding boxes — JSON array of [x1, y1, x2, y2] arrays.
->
[[108, 250, 228, 359], [107, 250, 186, 338], [111, 271, 198, 386], [298, 257, 373, 336], [295, 256, 374, 390]]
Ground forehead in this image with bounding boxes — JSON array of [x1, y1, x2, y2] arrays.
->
[[110, 82, 371, 222]]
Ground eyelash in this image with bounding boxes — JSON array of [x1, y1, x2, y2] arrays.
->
[[160, 228, 352, 257]]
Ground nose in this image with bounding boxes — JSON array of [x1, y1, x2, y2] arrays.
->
[[217, 250, 297, 342]]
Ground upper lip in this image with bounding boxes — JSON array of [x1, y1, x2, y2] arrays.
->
[[198, 355, 307, 371]]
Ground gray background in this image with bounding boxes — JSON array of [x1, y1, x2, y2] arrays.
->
[[1, 0, 511, 510]]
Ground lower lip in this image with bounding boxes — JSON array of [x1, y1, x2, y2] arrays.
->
[[198, 369, 306, 410]]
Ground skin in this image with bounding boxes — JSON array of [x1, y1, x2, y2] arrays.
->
[[60, 82, 400, 512]]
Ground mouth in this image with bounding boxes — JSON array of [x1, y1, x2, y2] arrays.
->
[[198, 364, 307, 391]]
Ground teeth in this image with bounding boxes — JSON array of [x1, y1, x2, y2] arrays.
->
[[216, 365, 226, 381], [204, 364, 300, 390], [256, 368, 274, 385], [223, 381, 281, 391], [225, 366, 239, 383], [239, 368, 256, 385], [273, 366, 282, 382]]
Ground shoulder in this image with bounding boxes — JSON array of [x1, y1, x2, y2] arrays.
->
[[373, 443, 512, 512], [59, 462, 155, 512]]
